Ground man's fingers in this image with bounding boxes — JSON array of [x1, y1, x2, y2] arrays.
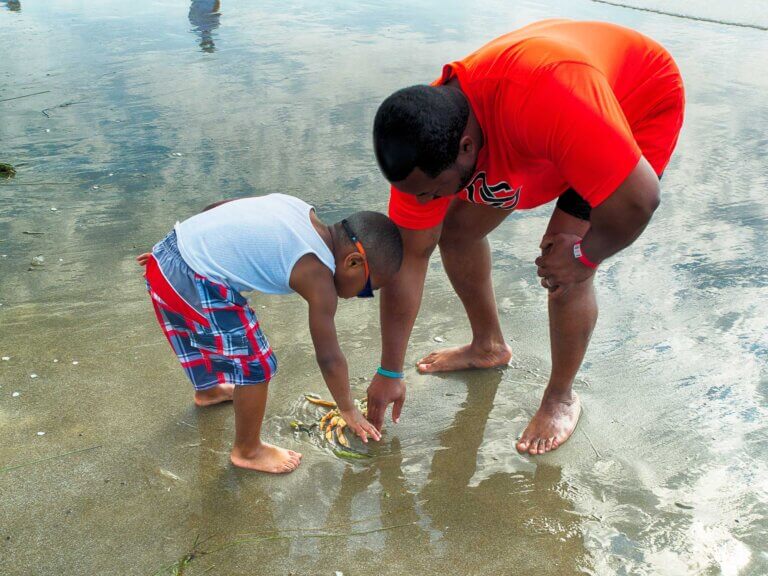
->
[[549, 284, 568, 298], [366, 401, 384, 430], [392, 395, 404, 424], [539, 235, 555, 250]]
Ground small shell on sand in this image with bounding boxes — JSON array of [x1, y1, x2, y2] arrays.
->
[[159, 468, 181, 481]]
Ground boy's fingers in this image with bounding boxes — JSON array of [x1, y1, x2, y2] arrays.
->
[[364, 421, 381, 441]]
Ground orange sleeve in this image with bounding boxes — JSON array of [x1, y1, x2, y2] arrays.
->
[[515, 62, 642, 207], [388, 185, 451, 230]]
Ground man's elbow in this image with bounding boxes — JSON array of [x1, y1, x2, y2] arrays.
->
[[634, 179, 660, 221], [644, 181, 661, 218]]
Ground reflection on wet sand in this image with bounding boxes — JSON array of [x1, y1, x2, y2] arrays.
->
[[1, 0, 20, 12], [189, 0, 221, 53], [1, 0, 767, 574], [317, 437, 432, 568], [420, 370, 587, 573]]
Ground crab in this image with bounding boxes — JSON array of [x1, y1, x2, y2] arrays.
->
[[291, 393, 371, 459]]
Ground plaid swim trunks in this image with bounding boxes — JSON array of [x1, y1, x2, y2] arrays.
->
[[145, 230, 277, 390]]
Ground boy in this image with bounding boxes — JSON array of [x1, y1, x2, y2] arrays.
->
[[137, 193, 403, 473]]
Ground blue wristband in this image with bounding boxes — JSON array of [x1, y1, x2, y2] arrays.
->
[[377, 366, 404, 379]]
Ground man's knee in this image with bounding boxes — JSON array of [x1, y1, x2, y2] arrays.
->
[[438, 226, 465, 252], [440, 202, 509, 252], [548, 276, 596, 305]]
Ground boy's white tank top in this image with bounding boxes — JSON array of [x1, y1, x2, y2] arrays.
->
[[174, 194, 335, 294]]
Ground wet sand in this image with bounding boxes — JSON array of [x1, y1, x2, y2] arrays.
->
[[1, 1, 767, 574]]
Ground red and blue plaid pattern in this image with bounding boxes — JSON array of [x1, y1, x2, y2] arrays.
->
[[146, 232, 277, 390]]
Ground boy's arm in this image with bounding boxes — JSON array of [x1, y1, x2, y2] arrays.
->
[[202, 198, 236, 212], [290, 254, 381, 442]]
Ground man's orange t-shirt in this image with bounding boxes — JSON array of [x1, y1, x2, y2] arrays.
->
[[388, 19, 685, 230]]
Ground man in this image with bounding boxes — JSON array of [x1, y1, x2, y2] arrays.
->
[[365, 19, 685, 455]]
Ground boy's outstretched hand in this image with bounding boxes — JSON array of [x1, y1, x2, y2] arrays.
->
[[339, 406, 381, 444], [136, 252, 151, 266]]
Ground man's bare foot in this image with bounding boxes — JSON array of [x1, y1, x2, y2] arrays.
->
[[416, 342, 512, 373], [230, 442, 303, 473], [516, 391, 581, 455], [194, 384, 235, 407]]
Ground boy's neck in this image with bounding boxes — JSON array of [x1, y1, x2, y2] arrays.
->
[[310, 210, 335, 253]]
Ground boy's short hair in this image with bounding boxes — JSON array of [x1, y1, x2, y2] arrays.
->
[[339, 211, 403, 279]]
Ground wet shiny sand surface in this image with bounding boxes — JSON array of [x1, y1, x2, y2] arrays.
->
[[1, 1, 766, 574]]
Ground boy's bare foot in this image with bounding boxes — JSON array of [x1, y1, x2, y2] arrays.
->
[[230, 443, 303, 473], [416, 342, 512, 373], [194, 384, 235, 407], [516, 391, 581, 455]]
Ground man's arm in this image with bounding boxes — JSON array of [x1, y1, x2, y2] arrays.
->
[[290, 254, 381, 442], [366, 224, 442, 430], [536, 157, 660, 296], [580, 156, 660, 261]]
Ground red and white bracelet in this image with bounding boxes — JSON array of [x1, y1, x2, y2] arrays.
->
[[573, 241, 599, 269]]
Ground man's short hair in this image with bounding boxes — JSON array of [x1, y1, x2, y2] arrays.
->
[[373, 85, 469, 182], [340, 211, 403, 279]]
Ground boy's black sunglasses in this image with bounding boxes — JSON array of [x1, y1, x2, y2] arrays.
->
[[341, 219, 374, 298]]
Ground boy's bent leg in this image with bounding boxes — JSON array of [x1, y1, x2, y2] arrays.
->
[[148, 296, 233, 406], [194, 384, 234, 407], [230, 383, 302, 473]]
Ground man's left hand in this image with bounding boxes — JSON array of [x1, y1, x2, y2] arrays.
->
[[535, 233, 595, 297]]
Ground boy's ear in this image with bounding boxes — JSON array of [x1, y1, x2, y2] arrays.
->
[[343, 251, 365, 270]]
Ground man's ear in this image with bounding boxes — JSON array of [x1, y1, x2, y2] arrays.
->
[[459, 134, 474, 155]]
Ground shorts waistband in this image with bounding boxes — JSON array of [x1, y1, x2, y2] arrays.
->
[[153, 229, 182, 259]]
